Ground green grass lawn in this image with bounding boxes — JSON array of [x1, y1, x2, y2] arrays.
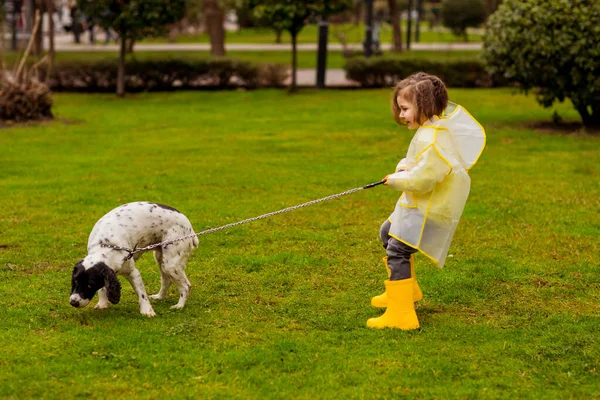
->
[[142, 23, 483, 45], [1, 89, 599, 398], [2, 49, 481, 70]]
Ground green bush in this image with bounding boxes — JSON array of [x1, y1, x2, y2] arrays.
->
[[483, 0, 600, 128], [344, 57, 507, 88], [47, 59, 287, 92], [258, 63, 290, 88], [441, 0, 486, 41]]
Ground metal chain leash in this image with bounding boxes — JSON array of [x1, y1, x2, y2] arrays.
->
[[101, 181, 385, 260]]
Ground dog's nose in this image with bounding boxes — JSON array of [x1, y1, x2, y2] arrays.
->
[[70, 299, 80, 308]]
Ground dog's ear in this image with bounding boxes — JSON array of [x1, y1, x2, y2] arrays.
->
[[100, 264, 121, 304], [72, 261, 85, 278], [71, 261, 85, 292]]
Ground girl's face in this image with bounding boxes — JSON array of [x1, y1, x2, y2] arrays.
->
[[396, 94, 420, 130]]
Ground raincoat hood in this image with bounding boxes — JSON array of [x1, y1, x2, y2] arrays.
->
[[434, 101, 486, 171]]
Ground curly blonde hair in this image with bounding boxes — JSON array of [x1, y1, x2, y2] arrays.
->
[[391, 72, 448, 126]]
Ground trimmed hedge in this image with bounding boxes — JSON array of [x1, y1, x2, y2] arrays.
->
[[47, 59, 288, 92], [344, 57, 509, 88]]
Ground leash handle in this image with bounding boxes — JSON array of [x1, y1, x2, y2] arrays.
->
[[362, 180, 386, 189]]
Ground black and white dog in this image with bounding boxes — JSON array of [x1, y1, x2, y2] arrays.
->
[[70, 202, 199, 317]]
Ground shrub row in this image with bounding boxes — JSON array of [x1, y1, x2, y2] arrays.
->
[[344, 57, 510, 88], [47, 59, 289, 92]]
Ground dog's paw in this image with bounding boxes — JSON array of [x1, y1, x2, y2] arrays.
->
[[94, 303, 110, 310], [141, 307, 156, 317], [170, 303, 185, 310], [149, 294, 165, 300]]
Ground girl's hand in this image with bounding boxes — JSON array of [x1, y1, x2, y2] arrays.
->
[[382, 175, 390, 185]]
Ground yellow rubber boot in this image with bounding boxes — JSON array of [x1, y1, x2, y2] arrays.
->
[[370, 257, 391, 308], [371, 256, 422, 307], [367, 279, 420, 330], [411, 256, 423, 302]]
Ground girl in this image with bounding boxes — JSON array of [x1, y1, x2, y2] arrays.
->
[[368, 72, 485, 330]]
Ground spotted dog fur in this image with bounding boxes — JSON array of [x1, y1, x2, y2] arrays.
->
[[70, 202, 199, 317]]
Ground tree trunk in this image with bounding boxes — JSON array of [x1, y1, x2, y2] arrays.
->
[[415, 0, 422, 42], [126, 38, 135, 54], [406, 0, 413, 50], [592, 104, 600, 128], [34, 0, 43, 56], [236, 7, 254, 29], [316, 16, 328, 89], [11, 0, 18, 51], [289, 31, 297, 93], [353, 0, 362, 26], [363, 0, 373, 57], [46, 0, 54, 62], [117, 35, 126, 97], [571, 99, 600, 128], [168, 25, 179, 43], [484, 0, 500, 18], [387, 0, 403, 52], [204, 0, 226, 56], [45, 0, 55, 84]]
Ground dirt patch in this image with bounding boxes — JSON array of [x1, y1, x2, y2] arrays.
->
[[527, 120, 599, 136], [0, 117, 83, 129]]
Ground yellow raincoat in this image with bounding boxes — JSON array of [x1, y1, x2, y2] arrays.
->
[[386, 102, 485, 267]]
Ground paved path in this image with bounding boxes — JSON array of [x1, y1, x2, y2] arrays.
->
[[291, 69, 357, 87]]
